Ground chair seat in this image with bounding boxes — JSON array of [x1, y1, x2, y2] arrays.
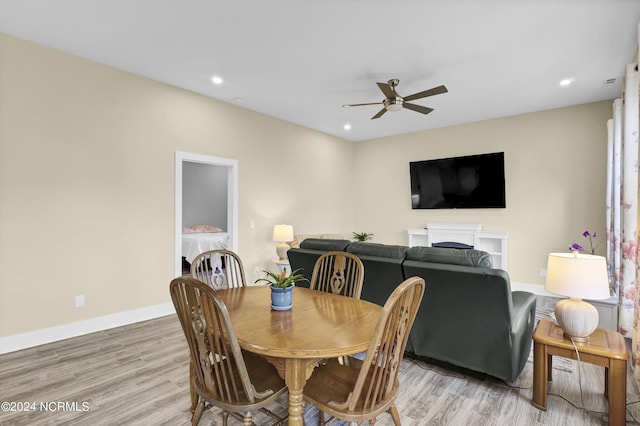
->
[[304, 358, 399, 418], [302, 277, 424, 426], [244, 351, 287, 400], [195, 347, 287, 412]]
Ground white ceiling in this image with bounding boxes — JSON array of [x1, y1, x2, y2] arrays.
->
[[1, 0, 639, 142]]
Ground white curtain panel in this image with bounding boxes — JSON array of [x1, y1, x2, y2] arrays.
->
[[606, 112, 621, 298]]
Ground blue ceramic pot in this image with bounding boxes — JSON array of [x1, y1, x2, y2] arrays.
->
[[270, 284, 293, 311]]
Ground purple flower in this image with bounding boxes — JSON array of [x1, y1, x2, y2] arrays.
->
[[569, 243, 584, 252], [570, 231, 601, 254]]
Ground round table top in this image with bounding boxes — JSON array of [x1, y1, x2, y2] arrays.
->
[[216, 285, 382, 358]]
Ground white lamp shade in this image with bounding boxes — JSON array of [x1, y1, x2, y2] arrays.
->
[[273, 224, 294, 242], [545, 252, 610, 300]]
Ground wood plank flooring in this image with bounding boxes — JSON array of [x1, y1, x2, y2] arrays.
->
[[1, 314, 640, 425]]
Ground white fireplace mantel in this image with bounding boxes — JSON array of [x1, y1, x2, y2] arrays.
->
[[407, 223, 508, 270]]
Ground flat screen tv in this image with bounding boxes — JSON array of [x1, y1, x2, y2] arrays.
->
[[410, 152, 506, 209]]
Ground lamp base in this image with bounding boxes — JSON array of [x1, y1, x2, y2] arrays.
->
[[554, 298, 599, 342], [276, 242, 290, 261]]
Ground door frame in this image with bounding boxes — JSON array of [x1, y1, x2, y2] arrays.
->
[[175, 151, 238, 277]]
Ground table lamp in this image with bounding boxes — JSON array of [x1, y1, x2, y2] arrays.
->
[[273, 224, 294, 261], [545, 252, 610, 342]]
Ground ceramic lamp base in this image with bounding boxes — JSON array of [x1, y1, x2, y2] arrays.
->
[[276, 242, 290, 261], [554, 297, 599, 342]]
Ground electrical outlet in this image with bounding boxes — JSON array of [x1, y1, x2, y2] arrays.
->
[[254, 266, 260, 275], [540, 268, 547, 278], [75, 295, 85, 308], [250, 220, 255, 229]]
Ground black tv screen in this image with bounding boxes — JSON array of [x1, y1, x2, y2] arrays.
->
[[410, 152, 506, 209]]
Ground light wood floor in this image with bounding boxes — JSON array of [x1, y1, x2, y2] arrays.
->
[[1, 315, 640, 426]]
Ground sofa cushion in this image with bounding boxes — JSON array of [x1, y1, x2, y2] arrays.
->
[[290, 233, 345, 248], [345, 242, 407, 307], [406, 246, 492, 268], [346, 242, 408, 259], [299, 238, 351, 251]]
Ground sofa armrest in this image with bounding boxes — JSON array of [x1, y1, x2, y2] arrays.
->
[[511, 291, 536, 334], [509, 291, 537, 382]]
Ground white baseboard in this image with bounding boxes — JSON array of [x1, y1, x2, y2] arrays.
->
[[0, 303, 176, 355]]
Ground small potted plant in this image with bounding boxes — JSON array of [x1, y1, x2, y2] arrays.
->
[[352, 231, 374, 241], [255, 268, 308, 310]]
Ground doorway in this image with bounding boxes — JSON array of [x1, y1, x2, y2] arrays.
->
[[174, 151, 238, 278]]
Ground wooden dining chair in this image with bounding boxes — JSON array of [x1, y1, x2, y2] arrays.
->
[[302, 276, 425, 426], [191, 249, 247, 289], [310, 251, 364, 299], [170, 277, 288, 426]]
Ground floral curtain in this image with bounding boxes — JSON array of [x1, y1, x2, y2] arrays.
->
[[607, 49, 640, 377]]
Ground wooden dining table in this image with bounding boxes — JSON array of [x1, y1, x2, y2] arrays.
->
[[216, 285, 383, 426]]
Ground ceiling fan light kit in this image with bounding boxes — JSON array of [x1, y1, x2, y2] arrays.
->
[[384, 98, 403, 112], [343, 79, 448, 120]]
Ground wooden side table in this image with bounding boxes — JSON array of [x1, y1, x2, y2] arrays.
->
[[532, 318, 628, 426]]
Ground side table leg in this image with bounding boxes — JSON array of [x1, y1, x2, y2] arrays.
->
[[608, 359, 626, 426], [532, 341, 548, 410]]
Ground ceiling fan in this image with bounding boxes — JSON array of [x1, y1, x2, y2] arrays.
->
[[343, 79, 448, 120]]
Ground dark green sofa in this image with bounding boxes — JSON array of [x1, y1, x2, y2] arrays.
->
[[287, 239, 536, 383]]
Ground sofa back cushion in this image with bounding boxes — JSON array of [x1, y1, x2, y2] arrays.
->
[[299, 238, 351, 251], [288, 238, 351, 287], [406, 246, 492, 268], [345, 242, 409, 307], [346, 241, 408, 259], [290, 234, 344, 248]]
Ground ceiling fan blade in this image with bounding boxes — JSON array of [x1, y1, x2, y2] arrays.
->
[[342, 102, 383, 108], [404, 85, 448, 102], [404, 103, 434, 115], [376, 82, 396, 99], [371, 108, 387, 120]]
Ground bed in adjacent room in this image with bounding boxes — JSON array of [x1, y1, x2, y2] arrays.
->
[[181, 225, 229, 264]]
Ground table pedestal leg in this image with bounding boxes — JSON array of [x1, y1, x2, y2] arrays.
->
[[265, 357, 319, 426]]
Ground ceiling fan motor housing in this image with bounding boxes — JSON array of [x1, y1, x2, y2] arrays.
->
[[384, 97, 404, 111]]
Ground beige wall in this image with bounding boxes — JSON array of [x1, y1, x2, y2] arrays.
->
[[0, 33, 613, 339], [353, 101, 612, 286], [0, 34, 356, 337]]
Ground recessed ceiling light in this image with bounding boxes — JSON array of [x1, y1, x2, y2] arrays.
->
[[211, 76, 223, 85], [559, 78, 574, 87], [234, 97, 245, 103], [344, 124, 351, 131]]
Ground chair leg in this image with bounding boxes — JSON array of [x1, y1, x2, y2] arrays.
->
[[189, 361, 198, 412], [388, 404, 401, 426], [191, 400, 205, 426], [317, 409, 324, 426], [242, 411, 253, 426], [221, 411, 229, 426]]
